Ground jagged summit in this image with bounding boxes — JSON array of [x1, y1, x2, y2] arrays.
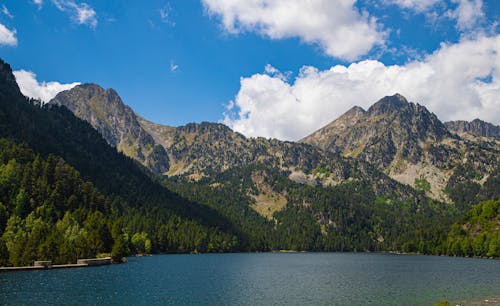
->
[[49, 83, 170, 173], [301, 94, 449, 155], [445, 118, 500, 140], [344, 105, 366, 117], [368, 93, 409, 115]]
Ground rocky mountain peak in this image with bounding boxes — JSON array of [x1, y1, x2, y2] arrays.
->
[[300, 94, 465, 201], [344, 105, 366, 117], [445, 119, 500, 140], [368, 93, 409, 115], [49, 83, 170, 173]]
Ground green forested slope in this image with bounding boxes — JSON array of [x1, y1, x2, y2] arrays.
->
[[0, 138, 236, 266], [442, 198, 499, 257], [167, 164, 459, 253], [0, 60, 238, 266]]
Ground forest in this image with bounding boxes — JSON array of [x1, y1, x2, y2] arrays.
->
[[0, 138, 237, 266]]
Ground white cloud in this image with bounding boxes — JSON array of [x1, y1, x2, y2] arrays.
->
[[0, 23, 17, 46], [386, 0, 485, 32], [202, 0, 385, 60], [447, 0, 484, 31], [264, 64, 291, 81], [13, 70, 80, 103], [52, 0, 97, 28], [2, 5, 13, 18], [223, 35, 500, 141]]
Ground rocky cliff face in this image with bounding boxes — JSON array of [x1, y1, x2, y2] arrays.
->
[[140, 119, 328, 179], [49, 84, 169, 173], [445, 119, 500, 140], [301, 94, 499, 202]]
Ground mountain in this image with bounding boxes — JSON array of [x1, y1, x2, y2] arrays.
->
[[47, 84, 377, 187], [445, 119, 500, 140], [0, 58, 240, 266], [47, 84, 450, 238], [48, 84, 499, 210], [301, 94, 449, 159], [301, 94, 499, 204], [20, 64, 497, 256], [49, 84, 169, 173], [139, 119, 328, 178]]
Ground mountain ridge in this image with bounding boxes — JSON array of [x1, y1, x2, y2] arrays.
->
[[46, 84, 499, 208], [445, 118, 500, 140]]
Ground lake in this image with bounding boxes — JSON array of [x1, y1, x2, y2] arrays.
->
[[0, 253, 499, 305]]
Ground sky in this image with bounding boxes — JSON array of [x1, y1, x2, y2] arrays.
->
[[1, 0, 499, 141]]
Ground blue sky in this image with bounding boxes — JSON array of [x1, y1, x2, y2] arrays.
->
[[1, 0, 499, 140]]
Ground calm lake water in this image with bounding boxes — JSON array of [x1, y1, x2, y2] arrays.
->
[[0, 253, 499, 305]]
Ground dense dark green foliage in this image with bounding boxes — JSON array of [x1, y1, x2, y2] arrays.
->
[[0, 139, 236, 265], [168, 164, 459, 254], [441, 198, 499, 257]]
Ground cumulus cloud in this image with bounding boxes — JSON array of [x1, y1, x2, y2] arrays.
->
[[202, 0, 385, 60], [447, 0, 484, 31], [0, 23, 17, 46], [13, 70, 80, 103], [386, 0, 485, 31], [52, 0, 97, 28], [223, 35, 500, 141]]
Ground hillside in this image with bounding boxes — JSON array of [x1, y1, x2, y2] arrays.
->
[[0, 58, 240, 265], [442, 198, 499, 257]]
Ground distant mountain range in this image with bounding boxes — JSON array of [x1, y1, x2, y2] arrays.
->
[[50, 85, 499, 205], [1, 57, 498, 261]]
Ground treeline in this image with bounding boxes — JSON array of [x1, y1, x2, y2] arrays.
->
[[441, 198, 499, 257], [171, 164, 500, 257], [167, 164, 459, 253], [0, 138, 237, 266]]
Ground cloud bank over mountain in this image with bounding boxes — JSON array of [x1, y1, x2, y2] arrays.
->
[[224, 35, 500, 141]]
